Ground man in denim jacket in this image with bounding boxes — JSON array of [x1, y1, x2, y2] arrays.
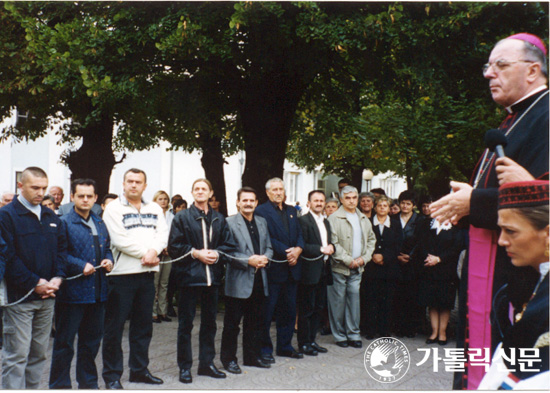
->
[[49, 179, 113, 389]]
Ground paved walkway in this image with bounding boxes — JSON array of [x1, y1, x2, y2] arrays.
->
[[13, 310, 456, 390]]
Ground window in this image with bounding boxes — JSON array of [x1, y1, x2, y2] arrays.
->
[[315, 171, 326, 193], [284, 172, 299, 204]]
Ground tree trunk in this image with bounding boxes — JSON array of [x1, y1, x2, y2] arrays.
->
[[350, 168, 364, 192], [239, 77, 305, 204], [63, 116, 117, 200], [200, 133, 228, 216]]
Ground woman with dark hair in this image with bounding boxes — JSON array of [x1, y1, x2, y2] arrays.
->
[[416, 206, 464, 346], [364, 196, 402, 339], [41, 195, 56, 211], [479, 180, 549, 389], [358, 192, 375, 219], [418, 194, 433, 219]]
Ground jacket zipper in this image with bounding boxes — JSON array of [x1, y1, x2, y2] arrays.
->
[[201, 217, 212, 286]]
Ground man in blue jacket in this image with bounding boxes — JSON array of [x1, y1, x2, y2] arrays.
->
[[49, 179, 113, 389], [255, 177, 304, 363], [0, 167, 67, 389]]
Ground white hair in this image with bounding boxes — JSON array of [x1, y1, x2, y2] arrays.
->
[[340, 185, 358, 196], [265, 177, 284, 191]]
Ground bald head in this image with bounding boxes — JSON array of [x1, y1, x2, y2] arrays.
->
[[0, 192, 15, 207], [49, 186, 64, 208]]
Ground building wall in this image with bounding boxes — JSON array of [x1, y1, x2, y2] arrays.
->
[[0, 124, 407, 213]]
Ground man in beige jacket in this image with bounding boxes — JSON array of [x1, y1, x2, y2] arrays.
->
[[327, 186, 376, 349]]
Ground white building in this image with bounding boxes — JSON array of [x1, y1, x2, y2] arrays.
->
[[1, 115, 407, 215]]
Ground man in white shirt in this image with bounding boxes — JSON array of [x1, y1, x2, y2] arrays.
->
[[102, 168, 168, 389], [297, 191, 334, 356]]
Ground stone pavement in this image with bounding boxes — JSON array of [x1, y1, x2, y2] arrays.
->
[[12, 310, 457, 390]]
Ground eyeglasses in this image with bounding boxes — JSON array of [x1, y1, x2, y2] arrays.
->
[[482, 59, 534, 75]]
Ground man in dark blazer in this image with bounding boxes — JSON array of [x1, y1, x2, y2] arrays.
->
[[220, 187, 273, 374], [255, 178, 305, 363], [297, 190, 334, 356]]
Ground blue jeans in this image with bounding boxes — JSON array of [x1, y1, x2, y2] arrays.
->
[[49, 302, 105, 389]]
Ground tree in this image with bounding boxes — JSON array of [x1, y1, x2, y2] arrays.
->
[[288, 2, 548, 196], [153, 2, 394, 197], [0, 2, 176, 197], [2, 2, 547, 201]]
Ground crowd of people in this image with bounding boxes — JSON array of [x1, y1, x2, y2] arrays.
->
[[0, 32, 548, 391], [0, 167, 466, 389]]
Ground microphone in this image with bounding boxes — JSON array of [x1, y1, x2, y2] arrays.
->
[[484, 129, 508, 158]]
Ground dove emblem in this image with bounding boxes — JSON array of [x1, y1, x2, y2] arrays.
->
[[364, 337, 410, 383]]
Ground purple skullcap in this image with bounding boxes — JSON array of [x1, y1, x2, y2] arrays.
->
[[506, 33, 547, 56]]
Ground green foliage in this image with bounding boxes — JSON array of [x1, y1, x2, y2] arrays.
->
[[0, 2, 547, 195], [287, 2, 548, 191]]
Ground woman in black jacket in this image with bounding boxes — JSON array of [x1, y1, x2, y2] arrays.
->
[[364, 196, 403, 339], [416, 217, 464, 345]]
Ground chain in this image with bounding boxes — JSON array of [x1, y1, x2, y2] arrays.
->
[[2, 250, 325, 307]]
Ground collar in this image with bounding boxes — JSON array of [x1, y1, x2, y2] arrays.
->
[[17, 194, 42, 218], [120, 194, 146, 206], [506, 85, 548, 113], [539, 262, 550, 278], [241, 213, 255, 224], [310, 211, 324, 222], [335, 206, 359, 218], [68, 207, 99, 223], [269, 200, 285, 211], [373, 215, 391, 228], [190, 203, 213, 221]]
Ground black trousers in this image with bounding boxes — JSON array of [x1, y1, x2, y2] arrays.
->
[[297, 279, 326, 346], [365, 278, 397, 337], [177, 286, 219, 371], [102, 273, 155, 383], [220, 276, 266, 364], [393, 280, 422, 335]]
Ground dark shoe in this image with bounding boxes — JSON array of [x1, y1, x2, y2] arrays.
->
[[159, 315, 172, 322], [311, 342, 328, 353], [198, 363, 226, 379], [335, 341, 349, 348], [300, 344, 318, 356], [348, 340, 362, 348], [243, 358, 271, 368], [167, 307, 177, 317], [438, 339, 448, 346], [152, 317, 161, 324], [223, 360, 242, 374], [105, 381, 123, 390], [260, 353, 276, 364], [129, 370, 163, 385], [425, 338, 438, 344], [179, 369, 192, 384], [276, 348, 304, 359]]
